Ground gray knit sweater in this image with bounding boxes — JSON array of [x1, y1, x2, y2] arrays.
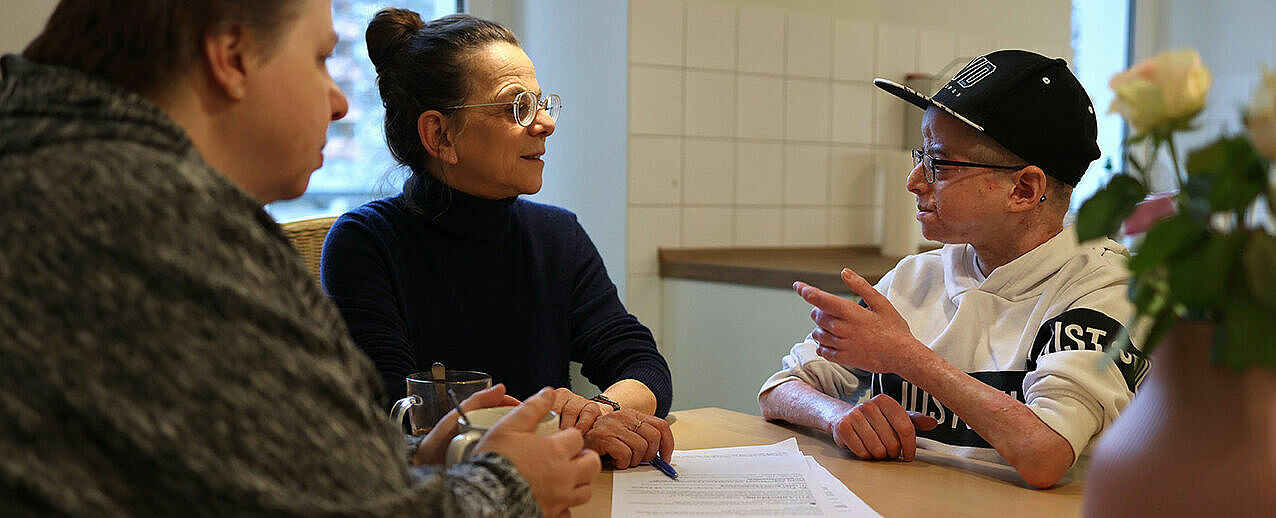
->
[[0, 55, 538, 517]]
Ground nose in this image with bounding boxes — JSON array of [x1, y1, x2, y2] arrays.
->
[[528, 105, 555, 137], [906, 160, 927, 196], [330, 80, 349, 122]]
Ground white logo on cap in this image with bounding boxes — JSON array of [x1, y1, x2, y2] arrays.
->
[[952, 57, 996, 88]]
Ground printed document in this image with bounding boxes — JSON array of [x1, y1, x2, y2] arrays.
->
[[611, 439, 880, 517]]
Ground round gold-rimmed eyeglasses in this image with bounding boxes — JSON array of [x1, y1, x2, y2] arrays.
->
[[911, 149, 1028, 183], [445, 91, 562, 127]]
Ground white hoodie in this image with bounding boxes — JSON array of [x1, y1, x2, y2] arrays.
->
[[760, 227, 1148, 465]]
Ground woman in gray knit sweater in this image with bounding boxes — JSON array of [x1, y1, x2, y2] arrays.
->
[[0, 1, 599, 516]]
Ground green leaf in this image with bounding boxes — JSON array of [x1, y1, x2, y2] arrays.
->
[[1075, 174, 1147, 242], [1128, 214, 1208, 275], [1168, 231, 1247, 309], [1243, 231, 1276, 312], [1186, 136, 1268, 211], [1215, 294, 1276, 371]]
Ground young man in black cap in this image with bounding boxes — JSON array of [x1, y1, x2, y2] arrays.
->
[[758, 50, 1149, 488]]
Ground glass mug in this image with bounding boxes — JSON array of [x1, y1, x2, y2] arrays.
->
[[390, 370, 492, 436], [446, 406, 560, 466]]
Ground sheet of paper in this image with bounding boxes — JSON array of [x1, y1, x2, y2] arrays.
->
[[805, 456, 881, 517], [612, 439, 875, 517]]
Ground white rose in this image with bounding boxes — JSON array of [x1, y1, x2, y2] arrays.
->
[[1245, 69, 1276, 161], [1108, 49, 1212, 134]]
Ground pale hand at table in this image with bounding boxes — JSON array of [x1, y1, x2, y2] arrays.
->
[[793, 268, 929, 375], [475, 388, 602, 518], [832, 394, 938, 461], [584, 409, 675, 469], [412, 383, 519, 466]]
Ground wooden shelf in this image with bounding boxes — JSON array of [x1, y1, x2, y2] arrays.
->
[[658, 246, 916, 294]]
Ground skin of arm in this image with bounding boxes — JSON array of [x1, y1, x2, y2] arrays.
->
[[793, 268, 1075, 488]]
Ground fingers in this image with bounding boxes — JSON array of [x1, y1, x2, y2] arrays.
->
[[648, 416, 675, 461], [494, 387, 556, 432], [570, 448, 601, 505], [860, 403, 902, 459], [840, 268, 901, 320], [558, 394, 586, 431], [908, 411, 939, 431], [573, 402, 604, 432], [793, 281, 862, 318], [846, 410, 888, 458], [634, 420, 661, 464], [549, 427, 586, 455], [460, 384, 521, 411], [832, 416, 870, 458], [871, 395, 919, 461]]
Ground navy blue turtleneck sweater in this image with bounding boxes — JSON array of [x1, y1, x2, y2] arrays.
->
[[321, 178, 672, 417]]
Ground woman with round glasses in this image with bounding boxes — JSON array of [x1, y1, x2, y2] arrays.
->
[[322, 10, 674, 470]]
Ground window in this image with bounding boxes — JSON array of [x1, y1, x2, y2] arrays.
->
[[266, 0, 460, 222], [1069, 0, 1133, 214]]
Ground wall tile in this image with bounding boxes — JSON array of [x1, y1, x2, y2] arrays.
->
[[783, 207, 828, 246], [683, 139, 734, 205], [627, 206, 681, 275], [834, 19, 875, 81], [828, 206, 880, 246], [734, 207, 784, 247], [873, 93, 907, 148], [686, 2, 736, 70], [735, 142, 783, 204], [737, 74, 784, 139], [829, 147, 877, 206], [919, 30, 959, 77], [684, 70, 736, 137], [682, 207, 735, 247], [783, 144, 829, 205], [630, 0, 684, 66], [628, 136, 682, 204], [831, 82, 873, 144], [737, 6, 785, 73], [630, 66, 683, 135], [785, 13, 832, 78], [785, 79, 831, 142], [875, 24, 919, 82]]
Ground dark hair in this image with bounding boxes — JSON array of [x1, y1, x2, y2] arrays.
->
[[366, 10, 518, 183], [24, 0, 301, 97]]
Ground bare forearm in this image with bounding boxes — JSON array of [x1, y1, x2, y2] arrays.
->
[[602, 379, 657, 416], [758, 380, 855, 435], [900, 347, 1074, 488]]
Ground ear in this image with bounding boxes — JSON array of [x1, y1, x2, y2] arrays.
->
[[201, 24, 253, 101], [1007, 166, 1049, 213], [418, 110, 459, 165]]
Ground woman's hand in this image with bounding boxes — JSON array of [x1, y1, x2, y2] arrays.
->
[[411, 383, 520, 466], [551, 387, 613, 432], [582, 409, 674, 469]]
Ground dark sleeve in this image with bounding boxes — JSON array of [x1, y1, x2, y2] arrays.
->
[[566, 218, 673, 417], [321, 211, 417, 409]]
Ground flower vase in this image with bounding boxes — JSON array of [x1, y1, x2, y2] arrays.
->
[[1084, 322, 1276, 516]]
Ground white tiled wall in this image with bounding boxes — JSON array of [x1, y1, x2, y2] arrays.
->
[[626, 0, 1015, 341]]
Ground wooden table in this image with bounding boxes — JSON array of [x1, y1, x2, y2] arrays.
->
[[574, 408, 1084, 517]]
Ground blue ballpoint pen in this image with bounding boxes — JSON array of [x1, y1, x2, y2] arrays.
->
[[650, 454, 679, 480]]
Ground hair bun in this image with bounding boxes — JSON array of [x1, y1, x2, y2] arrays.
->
[[366, 8, 425, 74]]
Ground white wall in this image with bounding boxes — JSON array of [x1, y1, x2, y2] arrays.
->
[[0, 1, 57, 54]]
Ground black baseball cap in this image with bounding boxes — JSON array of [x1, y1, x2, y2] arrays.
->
[[874, 50, 1100, 187]]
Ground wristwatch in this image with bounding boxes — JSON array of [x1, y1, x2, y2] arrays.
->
[[590, 393, 621, 411]]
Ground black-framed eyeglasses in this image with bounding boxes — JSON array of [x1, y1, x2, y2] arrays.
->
[[911, 149, 1027, 183], [445, 90, 562, 127]]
